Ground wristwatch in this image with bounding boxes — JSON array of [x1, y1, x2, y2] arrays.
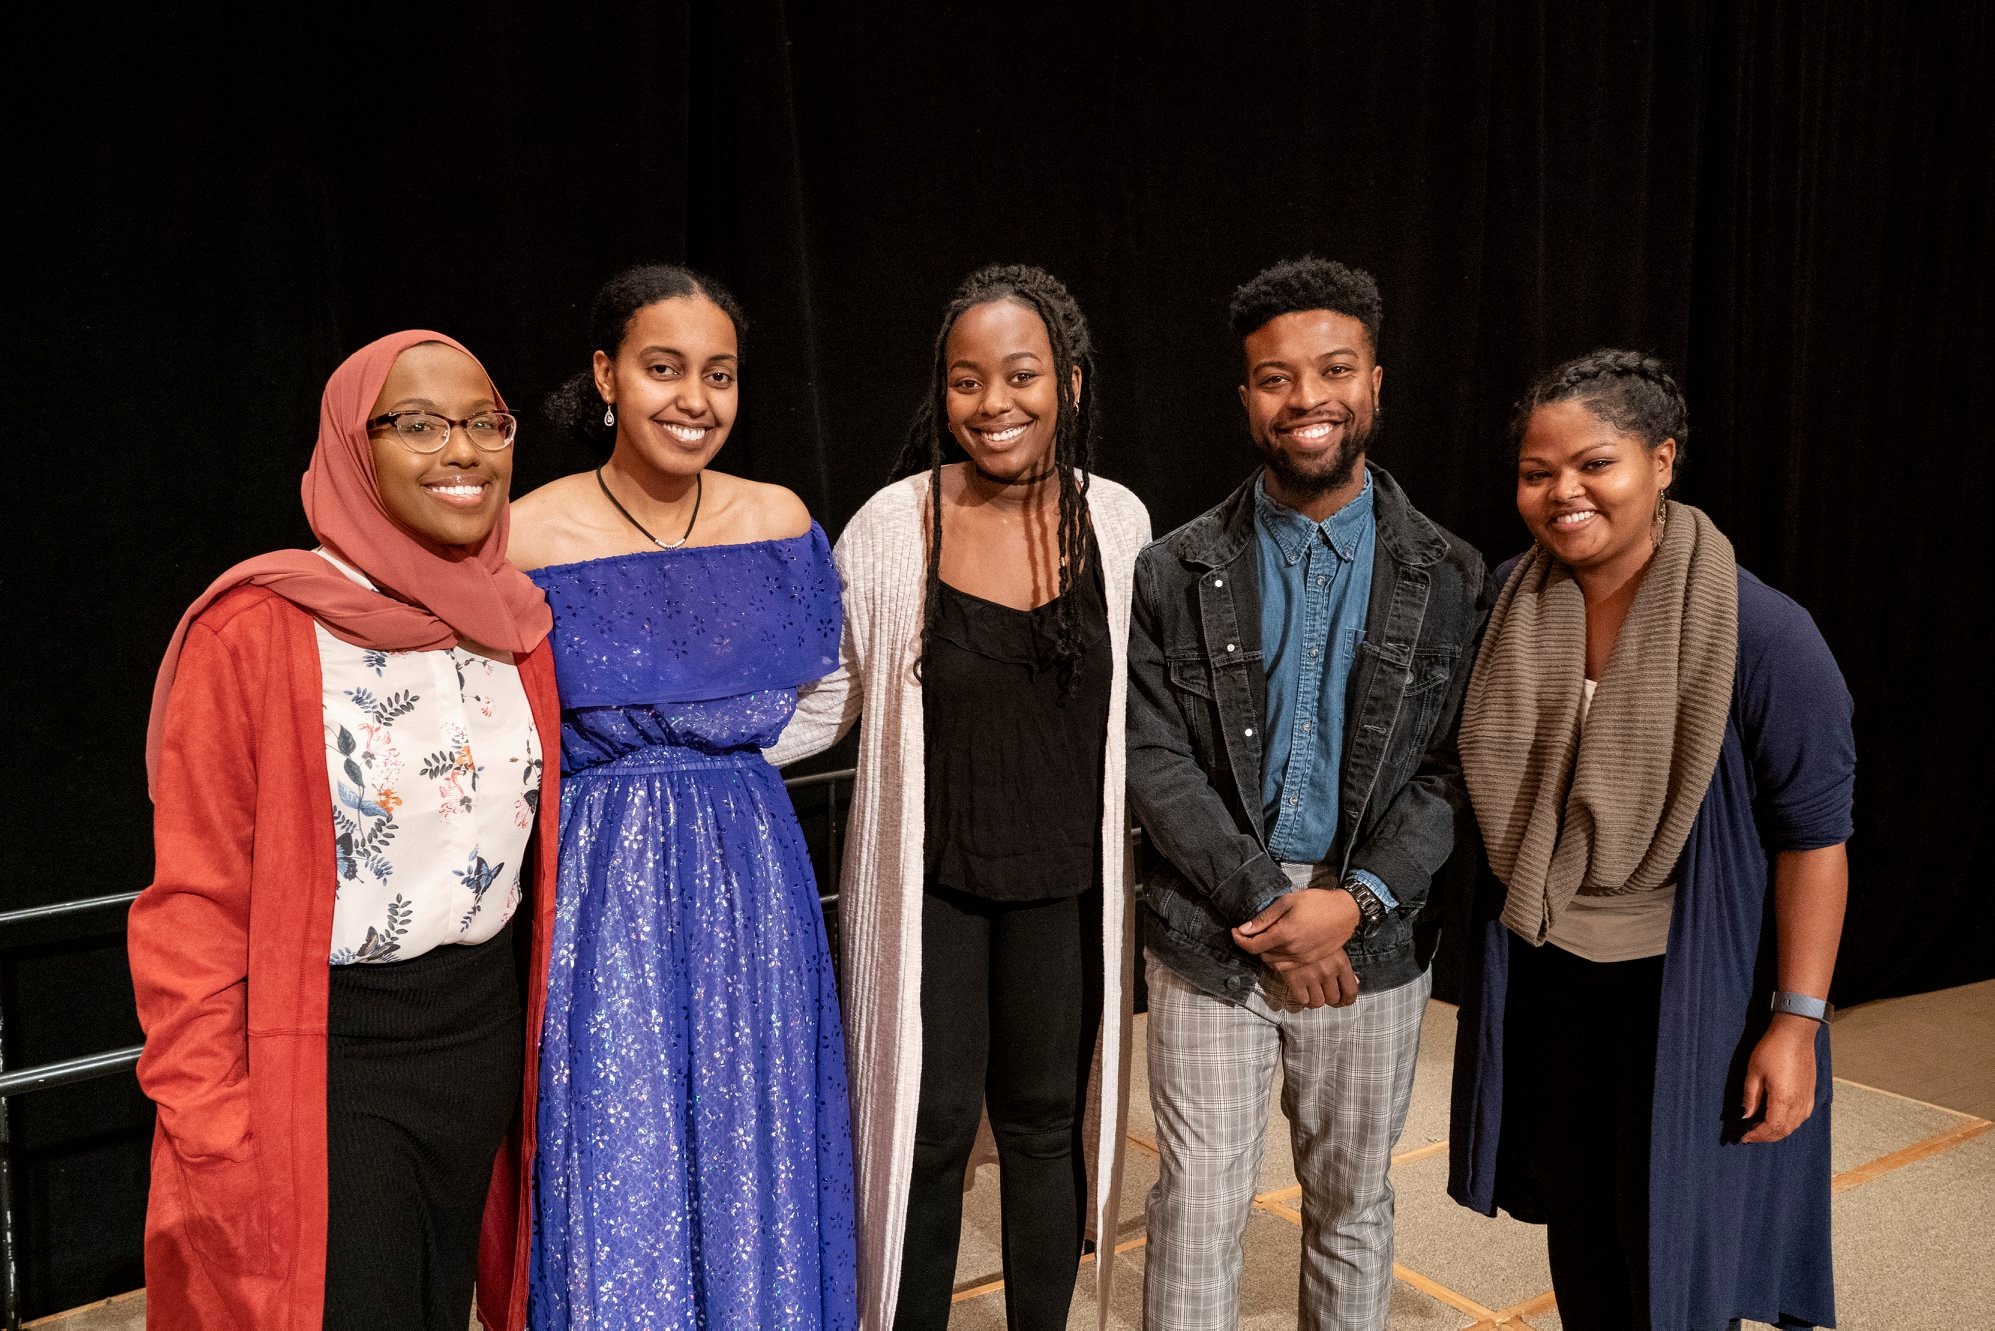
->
[[1341, 878, 1388, 936], [1770, 991, 1834, 1023]]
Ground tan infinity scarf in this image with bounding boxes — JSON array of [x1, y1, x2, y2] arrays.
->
[[1460, 500, 1738, 945]]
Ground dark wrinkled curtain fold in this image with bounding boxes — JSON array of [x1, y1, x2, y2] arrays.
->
[[5, 0, 1991, 1317]]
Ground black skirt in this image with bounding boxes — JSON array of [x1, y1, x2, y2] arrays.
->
[[323, 920, 523, 1331]]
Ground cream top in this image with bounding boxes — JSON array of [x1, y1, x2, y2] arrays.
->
[[314, 551, 540, 965]]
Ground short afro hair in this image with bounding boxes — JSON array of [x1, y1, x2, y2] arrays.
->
[[1229, 257, 1383, 355]]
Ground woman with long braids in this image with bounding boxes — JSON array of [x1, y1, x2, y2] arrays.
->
[[507, 264, 857, 1328], [772, 264, 1151, 1329], [1448, 351, 1854, 1330]]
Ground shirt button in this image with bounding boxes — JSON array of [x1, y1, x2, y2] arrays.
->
[[1226, 643, 1237, 653], [1213, 577, 1225, 587], [1316, 576, 1327, 586], [1301, 721, 1311, 732], [1308, 647, 1319, 658], [1243, 727, 1254, 738]]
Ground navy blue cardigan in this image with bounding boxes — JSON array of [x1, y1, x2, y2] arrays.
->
[[1448, 566, 1856, 1330]]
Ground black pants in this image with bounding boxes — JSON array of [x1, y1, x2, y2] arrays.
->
[[894, 885, 1102, 1331], [1505, 936, 1666, 1331], [323, 922, 523, 1331]]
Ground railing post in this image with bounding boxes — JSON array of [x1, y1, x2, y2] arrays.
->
[[3, 998, 22, 1331], [826, 779, 842, 891]]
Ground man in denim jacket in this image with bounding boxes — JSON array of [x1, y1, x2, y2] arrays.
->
[[1129, 258, 1486, 1331]]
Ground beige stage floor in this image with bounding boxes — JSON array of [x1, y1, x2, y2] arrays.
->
[[943, 985, 1995, 1330], [31, 983, 1995, 1330]]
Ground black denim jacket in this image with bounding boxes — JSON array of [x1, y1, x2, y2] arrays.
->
[[1127, 463, 1488, 999]]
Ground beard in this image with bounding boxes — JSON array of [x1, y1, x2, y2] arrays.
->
[[1257, 406, 1382, 498]]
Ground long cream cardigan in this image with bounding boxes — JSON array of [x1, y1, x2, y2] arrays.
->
[[768, 470, 1151, 1330]]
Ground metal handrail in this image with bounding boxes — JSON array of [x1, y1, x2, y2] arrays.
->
[[0, 764, 856, 1330], [0, 893, 141, 931], [0, 1049, 143, 1101], [780, 769, 851, 791]]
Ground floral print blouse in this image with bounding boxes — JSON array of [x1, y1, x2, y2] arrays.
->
[[313, 554, 541, 966]]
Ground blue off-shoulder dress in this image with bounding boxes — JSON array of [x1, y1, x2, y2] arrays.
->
[[526, 527, 858, 1330]]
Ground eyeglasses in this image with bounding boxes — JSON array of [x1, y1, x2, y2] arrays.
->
[[365, 410, 518, 454]]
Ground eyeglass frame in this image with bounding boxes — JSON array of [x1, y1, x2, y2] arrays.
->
[[364, 409, 519, 454]]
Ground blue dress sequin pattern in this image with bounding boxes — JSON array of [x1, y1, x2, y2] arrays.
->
[[527, 527, 858, 1329]]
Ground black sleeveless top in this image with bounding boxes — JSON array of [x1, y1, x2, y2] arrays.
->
[[921, 558, 1111, 900]]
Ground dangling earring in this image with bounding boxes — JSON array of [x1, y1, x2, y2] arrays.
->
[[1653, 490, 1669, 544], [604, 404, 616, 428]]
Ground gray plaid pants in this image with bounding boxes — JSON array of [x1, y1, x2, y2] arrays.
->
[[1141, 955, 1430, 1331]]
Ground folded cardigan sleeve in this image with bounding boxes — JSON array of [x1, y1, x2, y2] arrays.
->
[[129, 615, 262, 1162], [1737, 575, 1856, 851]]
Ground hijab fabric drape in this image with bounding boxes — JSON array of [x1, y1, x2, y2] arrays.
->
[[144, 329, 552, 793]]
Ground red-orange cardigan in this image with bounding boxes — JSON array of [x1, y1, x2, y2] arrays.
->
[[129, 586, 560, 1330]]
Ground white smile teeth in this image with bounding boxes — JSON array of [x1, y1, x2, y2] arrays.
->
[[982, 425, 1026, 443], [427, 484, 485, 498], [664, 423, 708, 443], [1291, 422, 1334, 441], [1553, 511, 1596, 525]]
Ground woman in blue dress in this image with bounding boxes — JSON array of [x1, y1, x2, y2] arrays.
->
[[1449, 351, 1855, 1330], [508, 264, 858, 1328]]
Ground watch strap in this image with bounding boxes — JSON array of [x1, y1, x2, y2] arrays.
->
[[1771, 990, 1834, 1023], [1341, 878, 1388, 934]]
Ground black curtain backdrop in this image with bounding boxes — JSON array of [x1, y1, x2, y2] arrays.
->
[[5, 1, 1990, 1317]]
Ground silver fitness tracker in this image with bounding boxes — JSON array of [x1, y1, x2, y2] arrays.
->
[[1770, 990, 1834, 1023]]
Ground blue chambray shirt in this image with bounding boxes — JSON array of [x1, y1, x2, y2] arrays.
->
[[1253, 471, 1398, 913]]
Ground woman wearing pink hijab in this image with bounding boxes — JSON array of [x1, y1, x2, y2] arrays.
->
[[129, 332, 557, 1331]]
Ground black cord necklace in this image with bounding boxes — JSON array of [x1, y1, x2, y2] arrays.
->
[[969, 459, 1060, 489], [596, 466, 701, 549]]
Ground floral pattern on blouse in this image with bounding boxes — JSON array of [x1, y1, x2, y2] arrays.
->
[[315, 619, 539, 967]]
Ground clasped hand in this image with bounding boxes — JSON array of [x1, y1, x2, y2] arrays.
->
[[1231, 888, 1362, 1009]]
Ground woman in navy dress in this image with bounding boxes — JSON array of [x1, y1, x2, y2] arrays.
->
[[1449, 351, 1855, 1330], [508, 264, 857, 1328]]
